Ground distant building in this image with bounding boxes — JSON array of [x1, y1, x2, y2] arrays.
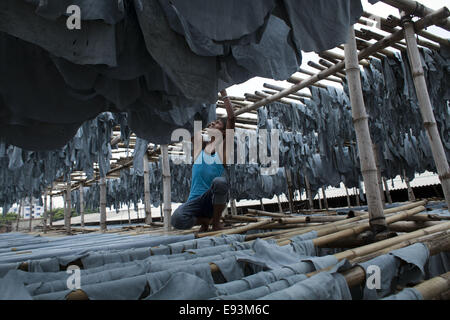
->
[[10, 198, 44, 219]]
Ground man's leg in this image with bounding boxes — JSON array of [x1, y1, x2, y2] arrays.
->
[[210, 177, 229, 231]]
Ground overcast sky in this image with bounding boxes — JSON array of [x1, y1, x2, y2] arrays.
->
[[227, 0, 450, 97]]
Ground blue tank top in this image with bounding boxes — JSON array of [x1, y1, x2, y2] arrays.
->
[[188, 150, 224, 201]]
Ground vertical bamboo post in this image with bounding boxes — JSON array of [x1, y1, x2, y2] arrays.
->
[[401, 11, 450, 208], [285, 168, 295, 213], [322, 187, 329, 210], [43, 190, 48, 234], [127, 205, 131, 225], [305, 176, 314, 210], [16, 199, 22, 231], [345, 186, 352, 208], [260, 199, 265, 211], [373, 144, 386, 207], [79, 183, 85, 229], [344, 25, 386, 231], [161, 145, 172, 231], [100, 177, 107, 232], [355, 187, 361, 207], [49, 188, 53, 227], [29, 194, 33, 232], [65, 182, 71, 235], [276, 195, 283, 213], [230, 198, 238, 215], [383, 177, 393, 204], [403, 170, 416, 202], [143, 153, 152, 224], [136, 202, 139, 220], [318, 189, 323, 210]]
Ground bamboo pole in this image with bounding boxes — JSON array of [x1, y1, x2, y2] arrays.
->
[[127, 205, 131, 225], [334, 221, 450, 261], [345, 186, 352, 208], [64, 182, 71, 235], [310, 205, 424, 247], [401, 12, 450, 209], [285, 168, 295, 214], [16, 199, 22, 231], [383, 178, 393, 204], [403, 170, 416, 202], [230, 198, 238, 216], [143, 153, 152, 225], [412, 271, 450, 300], [338, 233, 450, 289], [373, 144, 386, 207], [276, 201, 427, 244], [322, 187, 329, 210], [161, 145, 172, 231], [197, 219, 273, 238], [277, 215, 348, 224], [99, 177, 107, 232], [317, 190, 323, 210], [43, 190, 48, 234], [49, 187, 53, 227], [354, 187, 361, 207], [259, 199, 265, 211], [79, 183, 84, 229], [247, 208, 287, 218], [223, 215, 260, 223], [276, 195, 283, 213], [305, 176, 314, 210], [351, 229, 450, 264], [28, 194, 33, 232], [344, 25, 386, 232], [385, 220, 443, 233], [380, 0, 450, 32]]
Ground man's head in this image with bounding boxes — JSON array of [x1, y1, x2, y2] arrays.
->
[[206, 118, 227, 136]]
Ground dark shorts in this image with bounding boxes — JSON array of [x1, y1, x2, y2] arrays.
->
[[171, 177, 229, 230]]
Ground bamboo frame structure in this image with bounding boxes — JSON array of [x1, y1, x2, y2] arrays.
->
[[401, 11, 450, 209]]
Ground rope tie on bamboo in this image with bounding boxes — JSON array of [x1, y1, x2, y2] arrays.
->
[[345, 66, 361, 73], [438, 172, 450, 180], [412, 2, 426, 18], [423, 121, 435, 128], [369, 216, 386, 223], [352, 116, 369, 124]]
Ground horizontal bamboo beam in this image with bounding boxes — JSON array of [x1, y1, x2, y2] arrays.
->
[[234, 7, 450, 116], [196, 219, 273, 238], [247, 208, 289, 218], [379, 0, 450, 32], [263, 83, 312, 98], [297, 68, 343, 84]]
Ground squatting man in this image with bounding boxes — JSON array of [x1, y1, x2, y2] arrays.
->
[[171, 90, 235, 232]]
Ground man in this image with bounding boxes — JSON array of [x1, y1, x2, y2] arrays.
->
[[171, 89, 235, 232]]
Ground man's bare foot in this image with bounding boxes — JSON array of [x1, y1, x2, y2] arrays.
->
[[199, 224, 209, 232], [211, 222, 224, 231]]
